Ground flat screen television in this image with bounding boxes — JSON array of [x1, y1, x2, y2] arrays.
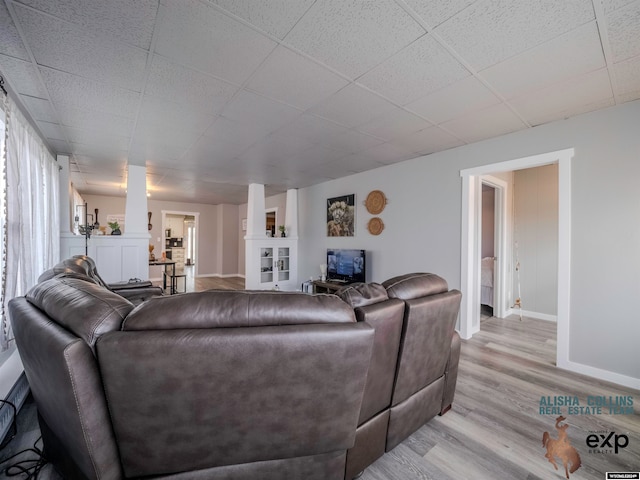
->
[[327, 249, 366, 284]]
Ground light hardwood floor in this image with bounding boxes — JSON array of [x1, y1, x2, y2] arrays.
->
[[2, 310, 638, 479], [360, 315, 640, 480]]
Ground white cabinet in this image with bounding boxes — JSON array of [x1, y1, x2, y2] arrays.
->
[[171, 247, 186, 269], [246, 239, 297, 290]]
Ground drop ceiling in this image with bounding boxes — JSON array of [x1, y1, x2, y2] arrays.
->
[[0, 0, 638, 205]]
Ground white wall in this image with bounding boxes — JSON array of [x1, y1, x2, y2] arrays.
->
[[513, 164, 558, 317], [298, 100, 640, 385]]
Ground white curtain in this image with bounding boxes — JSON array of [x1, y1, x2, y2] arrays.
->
[[0, 95, 59, 350]]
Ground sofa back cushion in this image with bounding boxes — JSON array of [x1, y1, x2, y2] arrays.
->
[[123, 290, 356, 330], [98, 321, 374, 477], [383, 272, 449, 300], [337, 282, 404, 424], [26, 277, 134, 351], [336, 282, 388, 307], [382, 272, 462, 406]]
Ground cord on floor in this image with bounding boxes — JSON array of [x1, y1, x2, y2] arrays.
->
[[0, 400, 49, 479]]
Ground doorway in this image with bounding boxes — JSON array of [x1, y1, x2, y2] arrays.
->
[[460, 148, 573, 371], [162, 210, 200, 282]]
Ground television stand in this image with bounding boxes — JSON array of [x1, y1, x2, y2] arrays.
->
[[312, 280, 351, 294]]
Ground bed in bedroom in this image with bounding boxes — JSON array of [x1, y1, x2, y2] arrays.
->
[[481, 257, 494, 308]]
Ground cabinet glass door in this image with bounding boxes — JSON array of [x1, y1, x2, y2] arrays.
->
[[277, 247, 290, 281], [260, 248, 274, 283]]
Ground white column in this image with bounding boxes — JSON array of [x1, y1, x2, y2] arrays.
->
[[57, 155, 72, 234], [284, 189, 298, 239], [124, 164, 148, 235], [245, 183, 266, 239]]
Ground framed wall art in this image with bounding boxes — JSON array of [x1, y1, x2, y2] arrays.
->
[[327, 194, 355, 237]]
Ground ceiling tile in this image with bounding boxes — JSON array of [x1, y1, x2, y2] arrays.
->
[[390, 125, 464, 153], [602, 0, 638, 13], [19, 94, 58, 122], [56, 105, 134, 137], [606, 0, 640, 62], [45, 138, 71, 153], [202, 116, 265, 150], [618, 90, 640, 103], [0, 2, 29, 60], [509, 68, 614, 125], [359, 34, 470, 104], [284, 0, 425, 79], [480, 21, 605, 100], [129, 129, 199, 163], [287, 144, 348, 171], [309, 84, 398, 128], [237, 134, 313, 167], [15, 5, 147, 92], [66, 126, 130, 151], [210, 0, 315, 39], [69, 142, 128, 159], [0, 55, 48, 98], [145, 55, 239, 115], [16, 0, 159, 49], [403, 0, 476, 28], [183, 135, 251, 166], [357, 108, 433, 141], [614, 55, 640, 95], [39, 67, 140, 117], [322, 129, 385, 154], [247, 46, 349, 110], [269, 114, 349, 146], [155, 1, 277, 85], [439, 104, 527, 144], [137, 95, 217, 138], [435, 0, 595, 70], [36, 121, 66, 141], [336, 154, 386, 173], [221, 90, 302, 137], [352, 142, 417, 165], [406, 76, 501, 124], [301, 159, 360, 179]]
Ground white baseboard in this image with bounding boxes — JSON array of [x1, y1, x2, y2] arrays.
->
[[558, 359, 640, 391], [503, 308, 557, 322]]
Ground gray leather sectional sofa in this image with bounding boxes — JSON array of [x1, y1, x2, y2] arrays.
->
[[9, 259, 461, 480]]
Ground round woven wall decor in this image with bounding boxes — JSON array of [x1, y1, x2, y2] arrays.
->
[[365, 190, 387, 215], [367, 217, 384, 236]]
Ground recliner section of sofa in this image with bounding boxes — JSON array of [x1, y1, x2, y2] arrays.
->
[[336, 282, 404, 480], [383, 272, 463, 451], [10, 269, 375, 480], [337, 273, 462, 479]]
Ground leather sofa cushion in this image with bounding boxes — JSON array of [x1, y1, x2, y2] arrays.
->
[[38, 258, 97, 284], [123, 290, 356, 330], [383, 273, 448, 300], [336, 282, 388, 307], [26, 277, 134, 350]]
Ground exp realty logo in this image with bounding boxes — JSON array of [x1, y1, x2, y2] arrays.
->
[[586, 431, 630, 454], [540, 415, 633, 478]]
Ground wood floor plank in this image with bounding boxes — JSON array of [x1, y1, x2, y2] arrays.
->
[[361, 315, 640, 480]]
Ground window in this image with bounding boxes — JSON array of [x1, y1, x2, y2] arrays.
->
[[0, 95, 59, 350]]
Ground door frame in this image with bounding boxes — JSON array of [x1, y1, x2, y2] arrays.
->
[[460, 148, 573, 372], [162, 210, 201, 275], [480, 175, 508, 319]]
